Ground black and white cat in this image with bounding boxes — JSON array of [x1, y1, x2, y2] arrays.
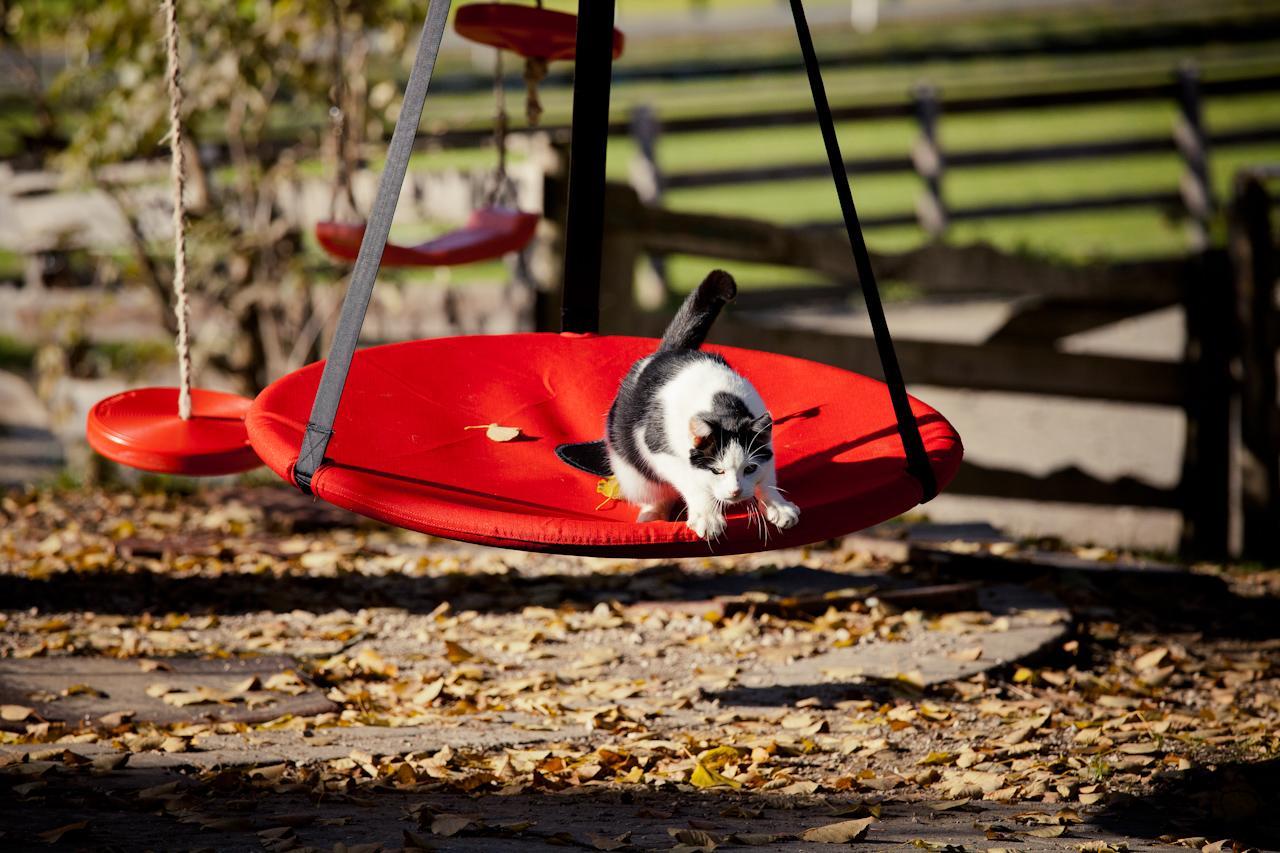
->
[[606, 270, 800, 541]]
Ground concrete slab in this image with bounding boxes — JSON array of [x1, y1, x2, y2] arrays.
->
[[0, 655, 336, 729], [734, 584, 1071, 694]]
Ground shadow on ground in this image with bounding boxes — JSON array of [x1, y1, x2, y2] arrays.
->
[[1094, 758, 1280, 850], [0, 761, 1186, 852], [0, 561, 900, 616]]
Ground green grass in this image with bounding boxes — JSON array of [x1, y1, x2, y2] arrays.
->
[[0, 335, 37, 373]]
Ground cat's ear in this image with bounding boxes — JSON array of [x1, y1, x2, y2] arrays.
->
[[689, 416, 714, 448], [750, 412, 773, 435]]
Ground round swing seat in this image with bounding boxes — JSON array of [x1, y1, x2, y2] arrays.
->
[[454, 4, 625, 61], [317, 209, 539, 267], [87, 387, 262, 476], [245, 334, 962, 557]]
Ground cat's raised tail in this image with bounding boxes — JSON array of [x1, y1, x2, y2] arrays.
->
[[658, 269, 738, 353]]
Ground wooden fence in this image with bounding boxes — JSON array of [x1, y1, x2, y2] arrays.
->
[[627, 65, 1280, 260], [539, 175, 1280, 559]]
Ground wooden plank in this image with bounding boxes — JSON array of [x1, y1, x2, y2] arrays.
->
[[986, 298, 1161, 344], [1230, 177, 1280, 560], [710, 315, 1185, 404], [946, 191, 1184, 221], [659, 125, 1280, 190], [630, 200, 1184, 304], [949, 462, 1181, 508], [1177, 250, 1234, 557]]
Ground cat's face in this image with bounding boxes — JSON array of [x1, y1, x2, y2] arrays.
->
[[689, 412, 773, 504]]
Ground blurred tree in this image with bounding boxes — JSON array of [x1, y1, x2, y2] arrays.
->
[[52, 0, 419, 392]]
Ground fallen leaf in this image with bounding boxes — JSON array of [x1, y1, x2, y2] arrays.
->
[[430, 814, 476, 837], [444, 641, 475, 664], [60, 684, 107, 698], [465, 423, 522, 442], [801, 817, 875, 843], [1, 705, 35, 722], [596, 476, 622, 510], [588, 831, 632, 850], [37, 821, 87, 844], [91, 753, 128, 772]]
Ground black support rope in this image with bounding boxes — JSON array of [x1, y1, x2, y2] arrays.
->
[[788, 0, 938, 502], [293, 0, 453, 492]]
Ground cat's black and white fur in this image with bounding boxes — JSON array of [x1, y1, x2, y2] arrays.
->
[[606, 270, 800, 540]]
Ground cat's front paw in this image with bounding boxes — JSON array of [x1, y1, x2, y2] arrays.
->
[[687, 509, 726, 541], [764, 498, 800, 530]]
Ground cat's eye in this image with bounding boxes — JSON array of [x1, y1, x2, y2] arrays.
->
[[711, 467, 724, 475], [744, 464, 758, 474]]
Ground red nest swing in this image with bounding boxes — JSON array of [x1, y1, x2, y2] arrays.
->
[[314, 210, 540, 267], [88, 0, 963, 559], [314, 2, 618, 269]]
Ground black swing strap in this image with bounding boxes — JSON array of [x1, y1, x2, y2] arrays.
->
[[293, 0, 453, 493], [788, 0, 938, 503]]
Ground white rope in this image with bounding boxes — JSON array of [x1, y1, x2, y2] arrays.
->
[[162, 0, 193, 420]]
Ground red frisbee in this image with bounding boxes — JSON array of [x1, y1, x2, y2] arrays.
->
[[316, 209, 539, 267], [87, 387, 262, 476], [454, 4, 625, 61]]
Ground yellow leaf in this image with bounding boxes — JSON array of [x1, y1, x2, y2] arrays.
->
[[1013, 666, 1036, 683], [696, 745, 742, 771], [919, 751, 956, 766], [689, 758, 742, 789], [444, 641, 475, 664], [60, 684, 108, 698], [595, 476, 622, 510], [355, 647, 397, 678], [465, 423, 522, 442]]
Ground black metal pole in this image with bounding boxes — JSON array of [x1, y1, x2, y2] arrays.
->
[[559, 0, 617, 333]]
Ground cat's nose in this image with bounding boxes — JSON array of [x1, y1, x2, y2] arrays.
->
[[726, 488, 742, 501]]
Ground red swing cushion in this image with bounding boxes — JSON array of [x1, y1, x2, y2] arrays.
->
[[246, 334, 962, 557], [87, 387, 262, 476], [454, 4, 625, 61], [316, 209, 539, 267]]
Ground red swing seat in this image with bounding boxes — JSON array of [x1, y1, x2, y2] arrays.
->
[[245, 333, 962, 557], [316, 208, 539, 267], [87, 387, 262, 476], [454, 3, 625, 61]]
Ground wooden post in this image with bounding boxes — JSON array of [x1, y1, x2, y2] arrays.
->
[[1174, 63, 1214, 251], [628, 104, 670, 310], [1178, 249, 1235, 558], [1229, 175, 1280, 560], [911, 85, 947, 238]]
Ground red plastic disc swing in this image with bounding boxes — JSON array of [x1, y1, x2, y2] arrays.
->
[[84, 0, 262, 478], [245, 334, 963, 557], [454, 3, 625, 61], [315, 209, 540, 267], [315, 3, 622, 268], [88, 387, 261, 476]]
